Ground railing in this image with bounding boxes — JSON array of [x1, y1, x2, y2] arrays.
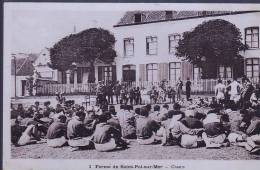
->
[[121, 80, 225, 94], [36, 78, 259, 96], [36, 83, 97, 96]]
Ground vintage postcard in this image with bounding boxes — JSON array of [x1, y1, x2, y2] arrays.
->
[[3, 2, 260, 170]]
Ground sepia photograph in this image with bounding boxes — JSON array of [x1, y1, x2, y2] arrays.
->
[[3, 2, 260, 170]]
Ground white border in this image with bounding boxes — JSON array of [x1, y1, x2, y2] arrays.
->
[[3, 3, 260, 170]]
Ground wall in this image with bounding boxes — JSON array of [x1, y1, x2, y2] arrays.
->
[[11, 75, 28, 97]]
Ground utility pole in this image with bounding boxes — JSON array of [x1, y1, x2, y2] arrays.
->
[[12, 53, 17, 98]]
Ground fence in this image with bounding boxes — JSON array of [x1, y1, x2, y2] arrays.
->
[[36, 83, 97, 96], [36, 78, 259, 96], [121, 79, 225, 94]]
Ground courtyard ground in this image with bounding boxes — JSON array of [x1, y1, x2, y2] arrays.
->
[[11, 140, 260, 159], [10, 94, 260, 160]]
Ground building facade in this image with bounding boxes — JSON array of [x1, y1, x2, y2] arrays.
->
[[33, 47, 59, 82], [11, 53, 38, 97], [114, 11, 260, 83]]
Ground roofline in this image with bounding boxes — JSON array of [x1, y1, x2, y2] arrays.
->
[[114, 11, 260, 28]]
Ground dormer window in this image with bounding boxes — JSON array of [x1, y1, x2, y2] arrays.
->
[[165, 11, 173, 20], [202, 11, 207, 16], [134, 13, 144, 23]]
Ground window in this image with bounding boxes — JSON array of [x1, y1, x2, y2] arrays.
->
[[169, 34, 181, 53], [245, 27, 259, 48], [246, 58, 259, 78], [124, 38, 134, 56], [122, 65, 136, 82], [147, 63, 158, 82], [98, 66, 115, 83], [218, 66, 232, 79], [146, 36, 158, 55], [103, 66, 112, 82], [134, 13, 143, 23], [165, 11, 173, 19], [77, 67, 89, 84], [193, 66, 202, 80], [169, 62, 181, 81]]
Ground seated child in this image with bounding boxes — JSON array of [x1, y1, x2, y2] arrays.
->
[[92, 111, 128, 152], [149, 105, 161, 122], [241, 110, 260, 154], [181, 111, 204, 129], [11, 119, 27, 145], [67, 111, 95, 151], [107, 105, 121, 132], [162, 109, 204, 148], [117, 105, 136, 139], [17, 123, 42, 146], [47, 115, 67, 148], [202, 110, 229, 148], [136, 107, 161, 145]]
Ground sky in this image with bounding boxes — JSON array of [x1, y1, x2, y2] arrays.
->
[[5, 3, 259, 54], [7, 8, 124, 54]]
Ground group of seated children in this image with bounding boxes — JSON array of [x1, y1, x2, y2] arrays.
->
[[11, 97, 260, 154]]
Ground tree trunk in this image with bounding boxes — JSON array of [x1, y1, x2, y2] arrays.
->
[[88, 61, 96, 83]]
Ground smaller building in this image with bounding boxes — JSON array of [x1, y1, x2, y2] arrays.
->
[[11, 54, 36, 97], [33, 47, 59, 81]]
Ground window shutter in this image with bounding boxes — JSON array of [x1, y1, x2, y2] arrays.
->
[[139, 64, 146, 81], [112, 65, 117, 82], [181, 62, 193, 80], [98, 66, 103, 81], [158, 63, 169, 81], [158, 63, 163, 81]]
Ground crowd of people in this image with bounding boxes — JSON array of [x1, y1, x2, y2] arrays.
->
[[95, 79, 192, 106], [10, 77, 260, 154]]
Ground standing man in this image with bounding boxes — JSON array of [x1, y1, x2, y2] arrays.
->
[[241, 78, 254, 108], [96, 81, 104, 106], [113, 81, 121, 104], [185, 78, 191, 101], [176, 78, 183, 101], [107, 81, 114, 104]]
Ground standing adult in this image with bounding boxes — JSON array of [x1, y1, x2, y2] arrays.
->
[[96, 81, 104, 106], [135, 87, 142, 105], [185, 78, 192, 101], [129, 87, 135, 105], [225, 80, 232, 108], [215, 79, 226, 105], [226, 78, 243, 109], [106, 81, 114, 104], [176, 78, 183, 101], [113, 81, 121, 104], [241, 78, 254, 108]]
